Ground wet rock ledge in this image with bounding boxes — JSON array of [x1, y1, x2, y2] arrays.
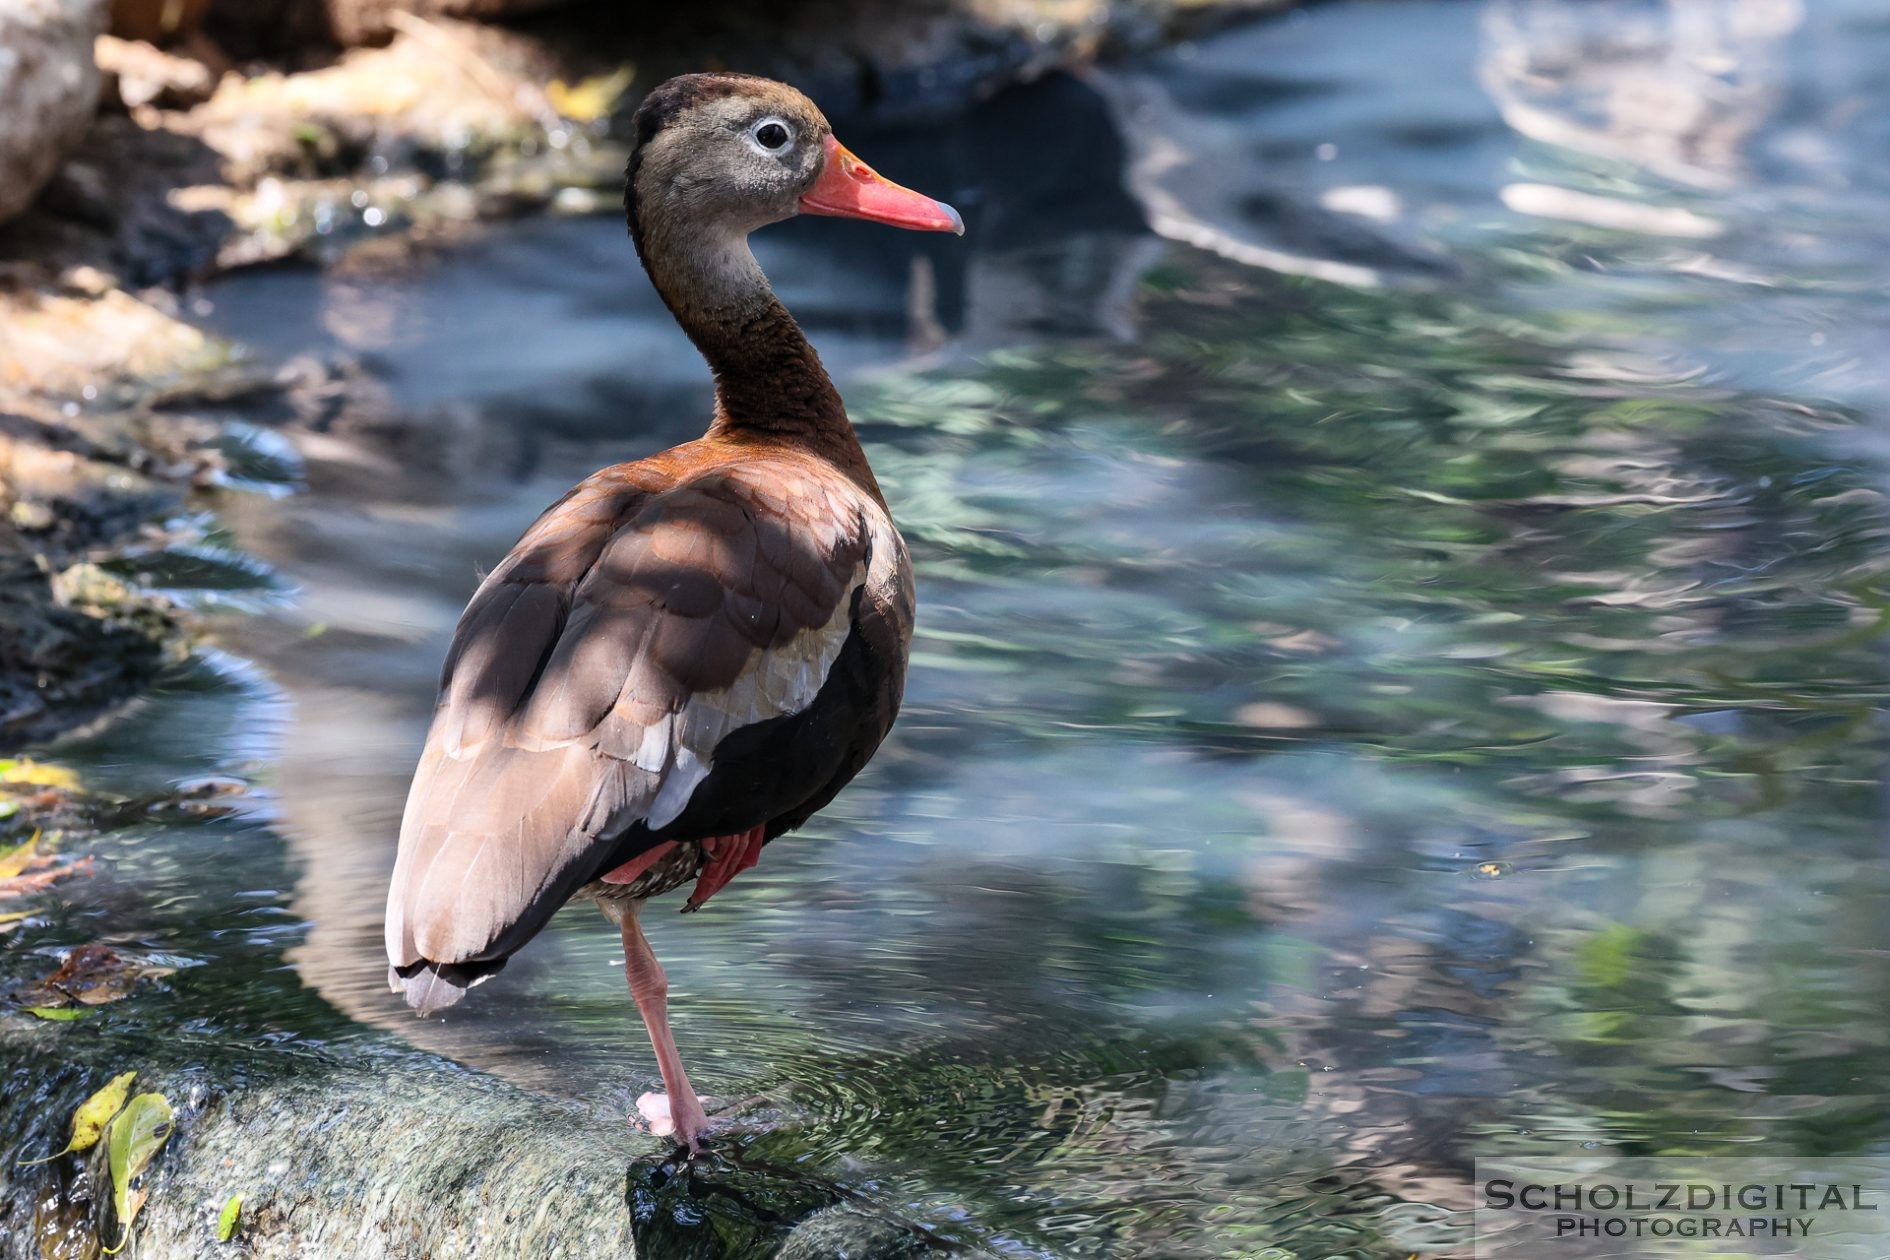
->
[[0, 774, 977, 1258], [2, 1037, 637, 1258], [0, 1027, 967, 1258]]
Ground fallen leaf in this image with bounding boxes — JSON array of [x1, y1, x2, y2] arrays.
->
[[15, 943, 174, 1008], [19, 1071, 136, 1164], [547, 64, 635, 122], [0, 760, 79, 790], [0, 832, 40, 881], [104, 1093, 174, 1254], [216, 1193, 242, 1242], [0, 854, 91, 902], [26, 1006, 88, 1021]]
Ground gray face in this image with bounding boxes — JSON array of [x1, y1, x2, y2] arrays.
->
[[638, 94, 829, 236]]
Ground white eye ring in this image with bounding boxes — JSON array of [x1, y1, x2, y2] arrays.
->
[[746, 116, 794, 156]]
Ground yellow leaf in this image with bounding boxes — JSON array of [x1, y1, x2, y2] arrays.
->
[[19, 1071, 136, 1165], [103, 1093, 174, 1254], [0, 832, 39, 881], [547, 64, 635, 123], [216, 1193, 243, 1242], [0, 760, 78, 789]]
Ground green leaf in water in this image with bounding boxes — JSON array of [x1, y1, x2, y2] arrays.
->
[[19, 1070, 135, 1165], [26, 1006, 88, 1021], [1575, 923, 1654, 990], [104, 1092, 174, 1254], [216, 1192, 243, 1242]]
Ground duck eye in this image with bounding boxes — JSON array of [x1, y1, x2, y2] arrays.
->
[[751, 120, 791, 152]]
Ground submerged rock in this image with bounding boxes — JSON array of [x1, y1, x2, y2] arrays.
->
[[777, 1204, 960, 1258], [0, 0, 108, 226]]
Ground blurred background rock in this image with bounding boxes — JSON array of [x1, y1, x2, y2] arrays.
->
[[0, 0, 106, 226]]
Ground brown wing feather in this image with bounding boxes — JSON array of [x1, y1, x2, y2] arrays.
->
[[384, 455, 875, 1001]]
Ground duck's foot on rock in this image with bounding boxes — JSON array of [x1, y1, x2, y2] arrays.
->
[[632, 1089, 711, 1152], [631, 1091, 777, 1149]]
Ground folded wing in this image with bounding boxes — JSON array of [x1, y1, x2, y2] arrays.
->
[[384, 462, 870, 1009]]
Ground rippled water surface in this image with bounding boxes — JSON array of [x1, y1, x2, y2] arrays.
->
[[27, 0, 1890, 1255]]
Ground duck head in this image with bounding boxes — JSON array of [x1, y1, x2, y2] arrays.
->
[[625, 73, 964, 244]]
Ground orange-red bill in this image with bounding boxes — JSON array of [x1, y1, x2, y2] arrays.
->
[[798, 135, 964, 235]]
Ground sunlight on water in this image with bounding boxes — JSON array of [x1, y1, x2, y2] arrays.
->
[[16, 0, 1890, 1254]]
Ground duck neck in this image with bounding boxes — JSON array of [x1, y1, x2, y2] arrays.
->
[[636, 223, 852, 444]]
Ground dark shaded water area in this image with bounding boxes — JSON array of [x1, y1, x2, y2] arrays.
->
[[14, 0, 1890, 1255]]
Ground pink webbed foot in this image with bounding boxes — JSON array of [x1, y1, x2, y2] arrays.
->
[[633, 1089, 712, 1151], [635, 1090, 675, 1134], [684, 825, 765, 911]]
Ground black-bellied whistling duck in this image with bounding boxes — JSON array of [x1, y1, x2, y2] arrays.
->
[[383, 73, 961, 1150]]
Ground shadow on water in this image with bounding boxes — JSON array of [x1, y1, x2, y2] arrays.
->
[[12, 1, 1890, 1255]]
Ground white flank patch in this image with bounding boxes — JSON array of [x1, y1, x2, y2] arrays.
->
[[638, 557, 865, 830]]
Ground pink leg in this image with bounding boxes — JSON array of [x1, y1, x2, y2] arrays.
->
[[620, 903, 710, 1150]]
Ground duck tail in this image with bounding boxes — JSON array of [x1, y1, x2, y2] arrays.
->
[[387, 959, 504, 1016]]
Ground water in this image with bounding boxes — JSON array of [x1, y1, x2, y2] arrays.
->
[[20, 0, 1890, 1254]]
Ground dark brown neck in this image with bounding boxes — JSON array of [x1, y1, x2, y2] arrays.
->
[[702, 293, 845, 434], [635, 220, 851, 441]]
